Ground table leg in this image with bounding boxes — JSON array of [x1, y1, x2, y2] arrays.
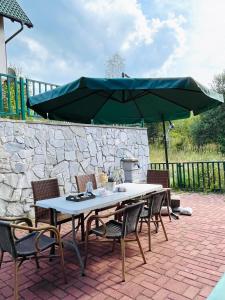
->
[[80, 214, 85, 242], [72, 216, 85, 276], [50, 208, 57, 255]]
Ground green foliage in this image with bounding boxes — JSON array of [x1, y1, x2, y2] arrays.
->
[[150, 143, 223, 163], [146, 122, 161, 142], [190, 70, 225, 153]]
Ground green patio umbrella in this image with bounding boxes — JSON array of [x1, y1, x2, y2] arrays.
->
[[27, 76, 224, 167]]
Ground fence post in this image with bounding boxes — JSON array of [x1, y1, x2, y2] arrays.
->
[[0, 75, 3, 112], [20, 77, 26, 120], [177, 163, 183, 188]]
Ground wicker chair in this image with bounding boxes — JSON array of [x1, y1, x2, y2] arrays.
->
[[147, 170, 172, 220], [0, 216, 66, 300], [31, 178, 85, 240], [85, 202, 146, 282], [75, 174, 97, 193], [75, 174, 118, 225], [139, 190, 168, 251]]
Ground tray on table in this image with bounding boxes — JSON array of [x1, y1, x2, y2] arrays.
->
[[66, 193, 96, 202]]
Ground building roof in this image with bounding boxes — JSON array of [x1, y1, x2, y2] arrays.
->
[[0, 0, 33, 28]]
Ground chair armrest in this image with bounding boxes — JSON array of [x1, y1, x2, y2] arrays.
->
[[34, 227, 62, 252], [10, 223, 56, 232], [10, 223, 61, 252], [86, 215, 107, 237], [0, 217, 33, 240], [91, 206, 127, 219], [0, 216, 33, 227]]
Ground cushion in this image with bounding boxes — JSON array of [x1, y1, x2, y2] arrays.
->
[[179, 207, 192, 216]]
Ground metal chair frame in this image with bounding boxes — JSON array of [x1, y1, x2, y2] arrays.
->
[[0, 216, 66, 300], [85, 202, 146, 282], [139, 190, 168, 251]]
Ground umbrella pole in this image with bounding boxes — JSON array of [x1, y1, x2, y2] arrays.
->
[[162, 119, 169, 170], [162, 120, 178, 220]]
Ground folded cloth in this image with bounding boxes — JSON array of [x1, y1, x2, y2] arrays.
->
[[179, 207, 192, 216]]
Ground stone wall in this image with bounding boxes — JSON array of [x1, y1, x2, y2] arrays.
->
[[0, 119, 149, 217]]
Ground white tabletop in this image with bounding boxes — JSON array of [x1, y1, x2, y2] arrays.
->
[[35, 183, 162, 215]]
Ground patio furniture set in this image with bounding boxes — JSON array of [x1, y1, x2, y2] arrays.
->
[[0, 171, 171, 299]]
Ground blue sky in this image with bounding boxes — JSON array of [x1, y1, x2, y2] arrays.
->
[[4, 0, 225, 86]]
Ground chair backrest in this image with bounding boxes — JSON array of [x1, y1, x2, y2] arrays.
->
[[0, 221, 17, 259], [147, 170, 169, 188], [31, 178, 60, 224], [75, 174, 97, 193], [122, 202, 144, 237], [143, 190, 167, 217]]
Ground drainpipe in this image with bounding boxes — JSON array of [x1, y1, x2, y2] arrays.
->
[[5, 22, 24, 44]]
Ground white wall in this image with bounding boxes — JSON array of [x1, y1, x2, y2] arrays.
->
[[0, 17, 7, 74]]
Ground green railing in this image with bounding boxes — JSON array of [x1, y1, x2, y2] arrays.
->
[[0, 73, 58, 120], [149, 161, 225, 192]]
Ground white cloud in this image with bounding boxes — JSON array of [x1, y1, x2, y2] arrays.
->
[[11, 36, 94, 83], [143, 13, 187, 77], [7, 0, 225, 87], [19, 36, 49, 61], [151, 0, 225, 86], [66, 0, 187, 76]]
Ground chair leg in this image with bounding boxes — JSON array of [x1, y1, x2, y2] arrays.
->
[[14, 261, 19, 300], [155, 215, 159, 233], [84, 230, 89, 268], [139, 219, 143, 233], [95, 210, 99, 227], [167, 205, 172, 221], [135, 232, 146, 264], [0, 251, 4, 268], [166, 190, 172, 221], [34, 254, 40, 269], [58, 224, 61, 232], [112, 238, 116, 252], [147, 218, 151, 251], [120, 238, 126, 282], [159, 215, 168, 241], [58, 241, 67, 284]]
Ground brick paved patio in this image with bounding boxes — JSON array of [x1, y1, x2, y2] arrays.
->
[[1, 193, 225, 300]]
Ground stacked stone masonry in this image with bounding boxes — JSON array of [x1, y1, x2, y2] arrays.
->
[[0, 119, 149, 217]]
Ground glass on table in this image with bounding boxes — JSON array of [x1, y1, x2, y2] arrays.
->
[[86, 181, 93, 193]]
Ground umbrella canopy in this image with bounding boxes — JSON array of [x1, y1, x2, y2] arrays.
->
[[27, 76, 224, 125]]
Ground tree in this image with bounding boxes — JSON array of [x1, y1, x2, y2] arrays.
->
[[105, 53, 125, 78], [191, 70, 225, 153]]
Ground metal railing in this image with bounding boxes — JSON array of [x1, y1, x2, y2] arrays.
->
[[149, 161, 225, 192], [0, 73, 58, 120]]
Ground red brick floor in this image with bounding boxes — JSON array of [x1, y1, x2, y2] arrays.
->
[[1, 193, 225, 300]]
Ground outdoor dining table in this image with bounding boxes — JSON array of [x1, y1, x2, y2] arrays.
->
[[35, 182, 162, 275]]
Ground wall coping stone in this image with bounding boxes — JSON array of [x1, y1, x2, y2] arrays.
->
[[0, 118, 147, 131]]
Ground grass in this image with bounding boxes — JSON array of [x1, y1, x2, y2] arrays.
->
[[150, 143, 225, 163]]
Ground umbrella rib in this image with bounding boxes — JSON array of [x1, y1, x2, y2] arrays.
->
[[47, 90, 104, 113], [91, 91, 116, 121], [124, 89, 190, 111], [133, 99, 144, 119], [123, 90, 151, 102], [149, 90, 191, 110]]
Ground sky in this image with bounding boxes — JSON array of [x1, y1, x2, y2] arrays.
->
[[4, 0, 225, 87]]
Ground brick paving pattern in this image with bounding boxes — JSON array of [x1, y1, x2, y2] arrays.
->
[[1, 193, 225, 299]]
